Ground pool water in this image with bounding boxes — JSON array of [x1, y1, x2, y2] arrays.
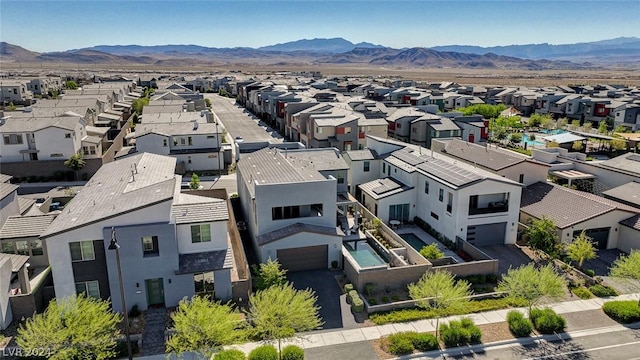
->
[[399, 233, 428, 252], [522, 134, 545, 146], [540, 129, 566, 135], [344, 241, 386, 268]]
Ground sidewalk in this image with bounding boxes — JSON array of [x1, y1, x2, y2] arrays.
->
[[136, 293, 639, 359]]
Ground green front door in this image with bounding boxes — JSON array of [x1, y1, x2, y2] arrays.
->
[[145, 278, 164, 307]]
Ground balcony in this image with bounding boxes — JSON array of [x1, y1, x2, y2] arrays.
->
[[469, 201, 509, 215]]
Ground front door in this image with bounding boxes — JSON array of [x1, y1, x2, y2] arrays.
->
[[145, 278, 165, 307]]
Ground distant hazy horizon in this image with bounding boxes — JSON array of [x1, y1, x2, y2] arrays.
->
[[2, 0, 639, 53]]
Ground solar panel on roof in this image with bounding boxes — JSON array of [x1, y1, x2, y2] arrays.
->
[[417, 158, 481, 187], [392, 150, 426, 166]]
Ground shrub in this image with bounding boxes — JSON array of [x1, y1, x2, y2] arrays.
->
[[368, 298, 378, 305], [214, 349, 247, 360], [381, 296, 389, 303], [439, 318, 482, 347], [589, 285, 618, 297], [602, 301, 640, 324], [386, 332, 415, 355], [248, 345, 278, 360], [281, 345, 305, 360], [391, 295, 400, 301], [364, 283, 376, 296], [571, 287, 593, 300], [530, 308, 566, 334], [128, 304, 140, 318], [343, 283, 354, 293], [412, 333, 439, 351], [506, 310, 532, 337], [583, 269, 595, 277], [351, 296, 364, 313], [420, 244, 445, 259], [486, 274, 499, 283], [347, 290, 359, 303]]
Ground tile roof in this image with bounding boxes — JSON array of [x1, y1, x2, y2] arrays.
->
[[0, 215, 56, 239], [599, 153, 640, 176], [0, 174, 12, 183], [602, 181, 640, 208], [42, 153, 177, 238], [0, 116, 82, 133], [620, 214, 640, 231], [176, 249, 233, 274], [17, 197, 36, 215], [172, 194, 228, 224], [438, 139, 527, 171], [256, 222, 343, 246], [0, 183, 18, 201], [0, 253, 30, 272], [520, 182, 639, 229]]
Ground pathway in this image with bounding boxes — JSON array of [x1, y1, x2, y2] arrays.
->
[[140, 307, 167, 356]]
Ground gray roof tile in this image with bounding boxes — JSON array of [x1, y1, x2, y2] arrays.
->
[[439, 139, 526, 171], [620, 214, 640, 231], [172, 194, 228, 224], [0, 183, 18, 201], [256, 223, 343, 246], [602, 181, 640, 208], [176, 249, 232, 274], [0, 215, 56, 239]]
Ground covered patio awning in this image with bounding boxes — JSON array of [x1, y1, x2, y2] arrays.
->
[[551, 169, 596, 186]]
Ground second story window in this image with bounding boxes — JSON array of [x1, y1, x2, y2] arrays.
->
[[363, 161, 370, 172], [142, 236, 159, 257], [69, 240, 95, 261], [425, 181, 429, 194], [337, 172, 344, 184], [439, 189, 444, 202], [65, 133, 71, 139], [3, 134, 23, 145], [163, 139, 168, 147], [191, 224, 211, 243], [188, 137, 193, 145]]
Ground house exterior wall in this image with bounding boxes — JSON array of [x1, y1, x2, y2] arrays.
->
[[176, 221, 227, 254], [136, 134, 171, 155], [34, 124, 83, 161], [260, 232, 341, 268], [175, 153, 223, 172], [558, 210, 636, 249], [0, 235, 49, 268], [364, 189, 416, 222], [499, 161, 549, 186], [617, 226, 640, 254], [0, 191, 19, 227], [45, 200, 171, 307], [345, 158, 380, 197], [0, 258, 12, 330]]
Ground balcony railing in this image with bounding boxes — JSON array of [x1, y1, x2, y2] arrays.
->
[[469, 202, 508, 215]]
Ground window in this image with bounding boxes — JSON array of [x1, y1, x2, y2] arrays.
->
[[180, 137, 186, 145], [363, 161, 370, 172], [397, 123, 401, 128], [75, 281, 100, 299], [337, 172, 344, 184], [190, 224, 211, 243], [50, 153, 64, 157], [431, 212, 439, 220], [163, 139, 168, 147], [1, 242, 14, 254], [142, 236, 159, 257], [16, 241, 29, 256], [65, 133, 71, 139], [447, 192, 453, 213], [382, 163, 386, 173], [344, 126, 351, 134], [187, 156, 192, 164], [3, 134, 23, 145], [519, 174, 524, 184], [389, 204, 410, 222], [30, 240, 43, 256], [316, 126, 322, 134], [194, 272, 214, 295], [69, 241, 95, 261], [188, 137, 193, 145], [439, 189, 444, 202], [424, 181, 430, 194]]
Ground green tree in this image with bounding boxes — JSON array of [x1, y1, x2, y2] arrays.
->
[[571, 119, 581, 129], [166, 296, 246, 358], [16, 294, 121, 360], [65, 80, 78, 90], [419, 244, 445, 259], [565, 231, 596, 270], [556, 117, 568, 129], [525, 216, 559, 256], [583, 122, 593, 132], [7, 101, 16, 111], [189, 173, 200, 190], [48, 89, 60, 99], [547, 141, 560, 148], [614, 125, 627, 133], [64, 153, 86, 180], [509, 133, 523, 144], [248, 283, 323, 355], [572, 141, 584, 151], [540, 115, 554, 130], [610, 250, 640, 306], [498, 264, 566, 314], [205, 98, 212, 107], [611, 139, 627, 151], [254, 258, 288, 291], [408, 270, 471, 338], [598, 121, 608, 134], [131, 97, 150, 115], [458, 104, 506, 119], [527, 114, 543, 128]]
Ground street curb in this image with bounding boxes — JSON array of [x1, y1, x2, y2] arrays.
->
[[393, 321, 640, 359]]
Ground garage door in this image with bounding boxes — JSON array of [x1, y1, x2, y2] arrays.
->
[[467, 222, 507, 246], [574, 228, 610, 249], [277, 245, 328, 272]]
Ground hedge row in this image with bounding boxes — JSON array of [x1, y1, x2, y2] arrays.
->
[[602, 301, 640, 324], [382, 331, 439, 355]]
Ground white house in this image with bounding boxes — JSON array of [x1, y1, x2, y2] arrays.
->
[[236, 148, 344, 271]]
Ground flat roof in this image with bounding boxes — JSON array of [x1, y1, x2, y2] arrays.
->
[[209, 95, 283, 145]]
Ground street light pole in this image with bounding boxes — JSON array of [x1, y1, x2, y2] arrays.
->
[[109, 227, 133, 360]]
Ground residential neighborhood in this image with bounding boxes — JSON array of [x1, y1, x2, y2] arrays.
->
[[0, 65, 639, 359]]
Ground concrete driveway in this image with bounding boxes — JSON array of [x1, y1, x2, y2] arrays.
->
[[287, 269, 358, 331], [479, 244, 532, 275]]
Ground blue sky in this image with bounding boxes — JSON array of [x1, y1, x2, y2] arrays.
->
[[1, 1, 639, 52]]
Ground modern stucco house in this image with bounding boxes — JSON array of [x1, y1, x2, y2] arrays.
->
[[41, 152, 242, 312], [236, 147, 345, 271]]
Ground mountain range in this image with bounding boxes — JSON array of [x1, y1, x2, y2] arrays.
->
[[1, 37, 638, 69]]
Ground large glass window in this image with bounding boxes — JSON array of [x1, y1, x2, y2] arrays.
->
[[30, 240, 44, 256], [191, 224, 211, 243], [425, 181, 430, 194], [389, 204, 410, 222], [75, 281, 100, 299], [69, 241, 95, 261], [15, 241, 29, 256], [1, 242, 14, 254], [363, 161, 370, 172], [439, 189, 444, 202], [194, 272, 214, 295]]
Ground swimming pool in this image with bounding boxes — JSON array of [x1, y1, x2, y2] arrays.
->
[[399, 233, 428, 252], [522, 134, 545, 147], [540, 129, 566, 135], [344, 241, 387, 268]]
